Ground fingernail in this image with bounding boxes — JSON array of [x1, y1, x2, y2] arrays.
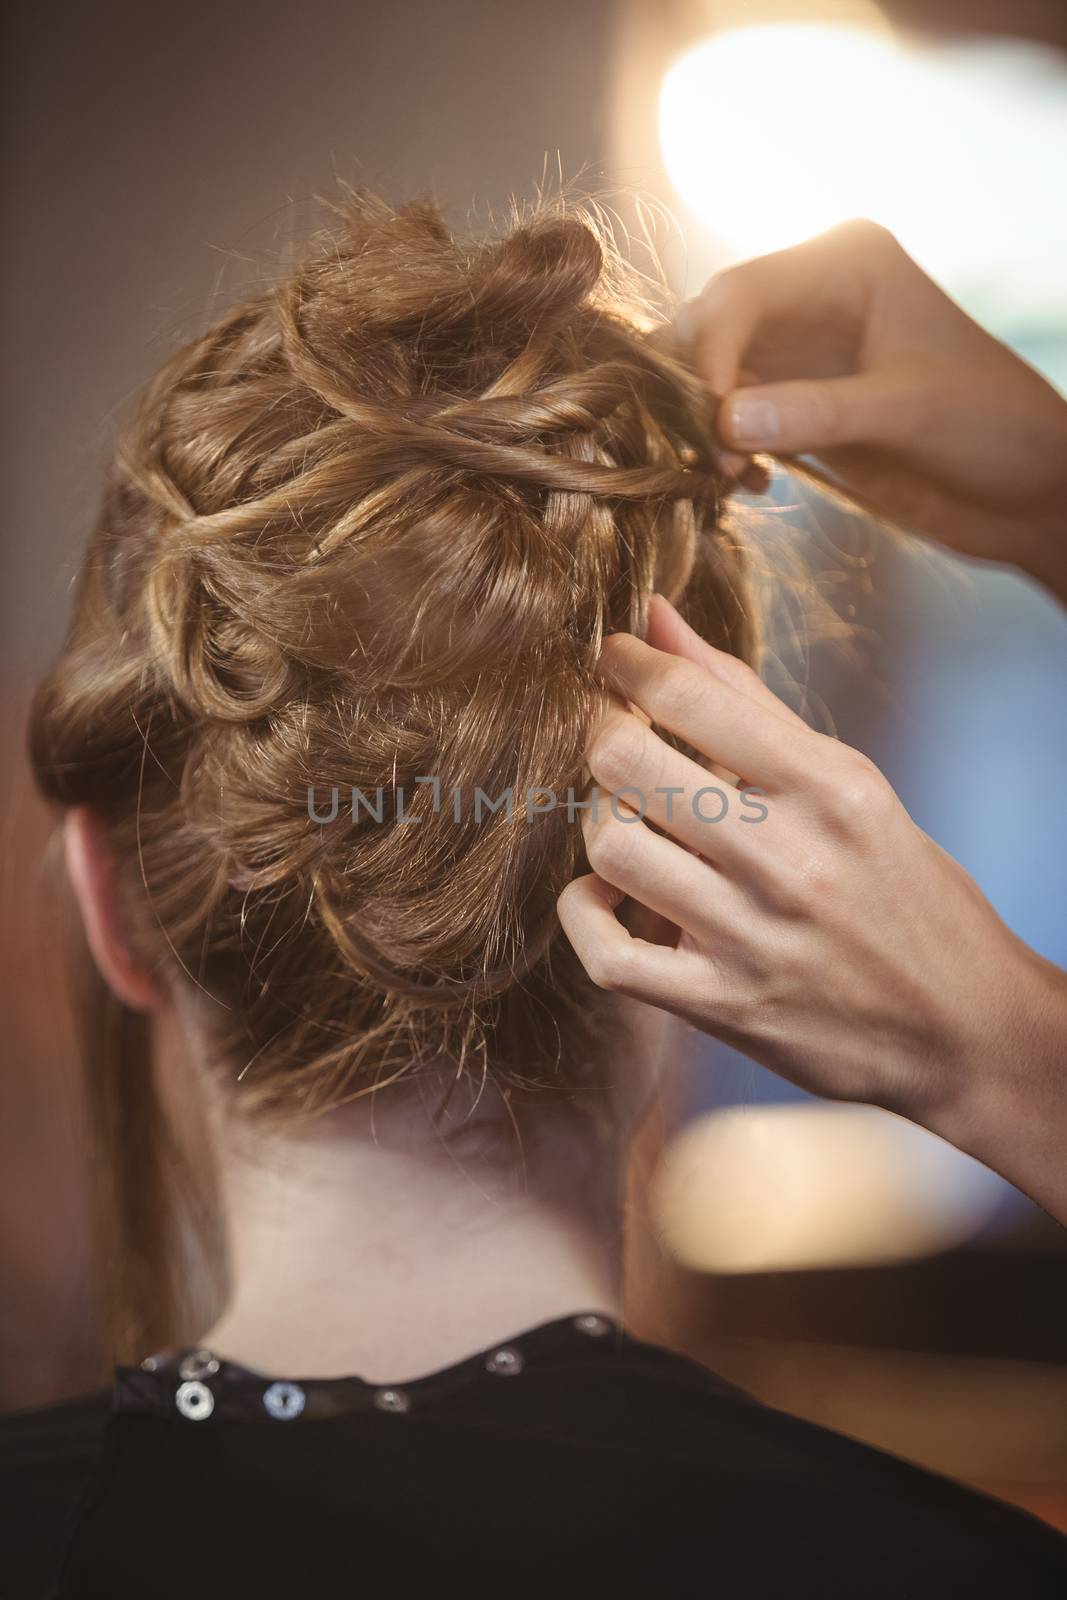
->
[[727, 396, 779, 446]]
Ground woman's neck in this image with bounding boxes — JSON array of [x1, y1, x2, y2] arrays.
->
[[197, 1076, 627, 1382]]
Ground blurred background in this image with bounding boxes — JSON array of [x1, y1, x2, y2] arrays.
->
[[2, 0, 1065, 1530]]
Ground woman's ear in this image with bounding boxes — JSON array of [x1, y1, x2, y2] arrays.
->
[[64, 807, 162, 1012]]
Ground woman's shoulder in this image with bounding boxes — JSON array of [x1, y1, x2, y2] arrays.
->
[[443, 1325, 1067, 1593], [0, 1385, 112, 1485], [0, 1387, 112, 1599]]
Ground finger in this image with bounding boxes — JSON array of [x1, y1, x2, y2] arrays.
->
[[673, 284, 757, 402], [556, 872, 705, 1009], [597, 633, 811, 787], [727, 374, 774, 493], [681, 234, 864, 395], [646, 595, 808, 731], [585, 708, 776, 871], [581, 801, 734, 939], [602, 687, 749, 811], [669, 301, 755, 483], [718, 370, 915, 455]]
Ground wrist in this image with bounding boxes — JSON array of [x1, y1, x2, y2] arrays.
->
[[923, 947, 1067, 1221]]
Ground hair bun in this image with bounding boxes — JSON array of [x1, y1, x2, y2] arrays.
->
[[31, 187, 752, 1127], [484, 213, 604, 324]]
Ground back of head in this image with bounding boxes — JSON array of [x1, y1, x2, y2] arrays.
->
[[29, 188, 754, 1355]]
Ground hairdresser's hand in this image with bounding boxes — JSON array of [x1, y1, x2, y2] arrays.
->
[[678, 220, 1067, 604], [558, 595, 1067, 1223]]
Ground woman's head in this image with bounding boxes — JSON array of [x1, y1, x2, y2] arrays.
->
[[29, 189, 754, 1354]]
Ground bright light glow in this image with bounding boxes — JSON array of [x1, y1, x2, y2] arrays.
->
[[652, 1103, 1001, 1274], [659, 27, 1067, 321]]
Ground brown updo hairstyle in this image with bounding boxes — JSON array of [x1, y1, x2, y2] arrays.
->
[[28, 189, 756, 1361]]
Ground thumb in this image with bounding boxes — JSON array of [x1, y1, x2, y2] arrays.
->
[[718, 373, 890, 454]]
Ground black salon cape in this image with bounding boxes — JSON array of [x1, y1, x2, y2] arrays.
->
[[3, 1315, 1066, 1598]]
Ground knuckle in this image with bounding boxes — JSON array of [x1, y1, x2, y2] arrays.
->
[[649, 659, 709, 724], [556, 878, 581, 920], [712, 649, 760, 697], [588, 941, 638, 995], [588, 713, 648, 791], [839, 216, 899, 256], [826, 748, 886, 827], [583, 814, 631, 881], [598, 631, 634, 671], [698, 261, 751, 310]]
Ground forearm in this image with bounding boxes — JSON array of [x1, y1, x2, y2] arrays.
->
[[924, 949, 1067, 1225]]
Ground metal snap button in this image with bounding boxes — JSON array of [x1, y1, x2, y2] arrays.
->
[[485, 1346, 523, 1377], [573, 1314, 613, 1337], [262, 1381, 306, 1420], [373, 1387, 412, 1414], [175, 1379, 215, 1421], [179, 1349, 221, 1381]]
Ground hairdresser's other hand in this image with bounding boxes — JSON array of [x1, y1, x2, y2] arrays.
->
[[678, 220, 1067, 603], [558, 596, 1067, 1224]]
